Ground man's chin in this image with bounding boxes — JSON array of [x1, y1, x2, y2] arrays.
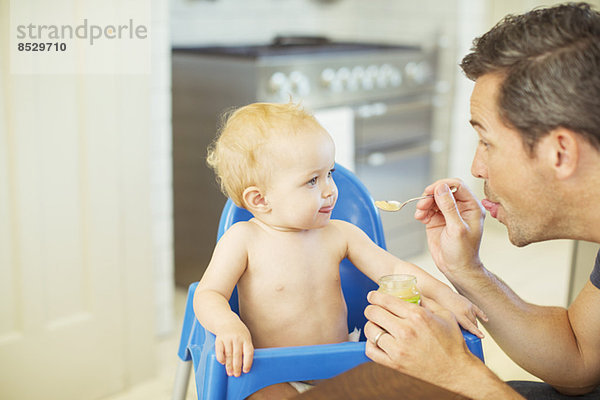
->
[[506, 225, 541, 248], [507, 235, 533, 248]]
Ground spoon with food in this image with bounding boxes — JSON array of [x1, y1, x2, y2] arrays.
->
[[375, 186, 458, 212]]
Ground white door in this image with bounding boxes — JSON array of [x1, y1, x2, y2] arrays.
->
[[314, 107, 355, 171], [0, 19, 155, 400]]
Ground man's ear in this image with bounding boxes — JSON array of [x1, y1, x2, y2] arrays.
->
[[543, 128, 579, 180], [242, 186, 270, 214]]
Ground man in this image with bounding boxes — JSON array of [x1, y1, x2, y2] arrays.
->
[[363, 3, 600, 399]]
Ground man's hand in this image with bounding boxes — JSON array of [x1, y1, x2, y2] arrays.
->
[[414, 180, 485, 277], [364, 291, 477, 386], [363, 291, 523, 399], [215, 321, 254, 377]]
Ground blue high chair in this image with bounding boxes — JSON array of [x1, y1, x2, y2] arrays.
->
[[173, 164, 484, 400]]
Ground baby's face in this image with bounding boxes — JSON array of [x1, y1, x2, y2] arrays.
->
[[261, 130, 337, 231]]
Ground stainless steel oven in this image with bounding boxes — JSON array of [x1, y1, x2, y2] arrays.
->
[[354, 96, 434, 258], [172, 37, 438, 285]]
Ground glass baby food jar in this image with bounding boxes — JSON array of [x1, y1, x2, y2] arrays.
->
[[377, 274, 420, 304]]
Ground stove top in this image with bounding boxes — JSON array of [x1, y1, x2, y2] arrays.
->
[[173, 36, 418, 58]]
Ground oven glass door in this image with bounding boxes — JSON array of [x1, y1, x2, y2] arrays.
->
[[356, 143, 431, 258], [354, 97, 433, 151], [353, 95, 434, 258]]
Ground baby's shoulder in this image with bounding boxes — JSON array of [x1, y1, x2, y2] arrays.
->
[[328, 219, 361, 233], [326, 220, 371, 245], [324, 220, 363, 243], [219, 219, 259, 242]]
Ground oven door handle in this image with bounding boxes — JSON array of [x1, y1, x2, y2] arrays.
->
[[355, 99, 432, 119], [358, 143, 431, 167]]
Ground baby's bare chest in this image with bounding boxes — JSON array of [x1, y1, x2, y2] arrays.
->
[[242, 233, 346, 293]]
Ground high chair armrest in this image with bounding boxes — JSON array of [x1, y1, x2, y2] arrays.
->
[[189, 329, 369, 400], [188, 324, 483, 400]]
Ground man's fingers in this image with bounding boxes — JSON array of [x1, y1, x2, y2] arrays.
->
[[419, 296, 458, 325], [434, 183, 465, 227], [365, 339, 395, 368], [367, 290, 416, 318], [418, 294, 444, 313], [415, 196, 435, 212], [364, 321, 384, 344]]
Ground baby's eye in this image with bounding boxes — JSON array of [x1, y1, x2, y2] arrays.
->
[[308, 177, 318, 186], [328, 168, 335, 177]]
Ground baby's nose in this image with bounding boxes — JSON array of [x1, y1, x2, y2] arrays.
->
[[322, 181, 336, 197]]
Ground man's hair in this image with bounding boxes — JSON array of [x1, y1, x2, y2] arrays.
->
[[207, 102, 324, 207], [460, 2, 600, 153]]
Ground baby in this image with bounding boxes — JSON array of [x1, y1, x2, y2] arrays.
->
[[194, 102, 485, 399]]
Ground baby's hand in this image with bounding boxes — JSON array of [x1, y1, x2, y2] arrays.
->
[[214, 321, 254, 377], [427, 290, 488, 338]]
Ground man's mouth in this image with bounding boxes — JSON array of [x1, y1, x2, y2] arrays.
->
[[481, 199, 500, 218], [482, 184, 500, 219]]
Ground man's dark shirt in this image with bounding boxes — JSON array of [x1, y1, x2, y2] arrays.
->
[[589, 249, 600, 289]]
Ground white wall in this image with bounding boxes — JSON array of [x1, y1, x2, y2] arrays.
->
[[171, 0, 456, 47], [170, 0, 462, 182], [449, 0, 600, 196], [1, 0, 168, 395], [168, 0, 600, 190], [448, 0, 489, 191], [151, 0, 174, 337]]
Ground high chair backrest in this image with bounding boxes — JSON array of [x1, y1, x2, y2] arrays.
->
[[216, 163, 385, 339]]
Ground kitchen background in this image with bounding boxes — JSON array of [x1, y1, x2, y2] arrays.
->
[[2, 1, 599, 399]]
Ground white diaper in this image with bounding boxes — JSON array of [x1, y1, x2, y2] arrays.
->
[[348, 327, 361, 342], [289, 380, 315, 393], [288, 328, 361, 393]]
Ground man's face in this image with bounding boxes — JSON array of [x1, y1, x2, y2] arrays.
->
[[469, 73, 557, 247]]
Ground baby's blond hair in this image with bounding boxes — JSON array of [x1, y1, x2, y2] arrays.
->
[[207, 102, 324, 208]]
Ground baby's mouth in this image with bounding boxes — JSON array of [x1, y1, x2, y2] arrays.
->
[[319, 205, 334, 213]]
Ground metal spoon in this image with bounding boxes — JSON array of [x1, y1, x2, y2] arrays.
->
[[375, 186, 458, 212]]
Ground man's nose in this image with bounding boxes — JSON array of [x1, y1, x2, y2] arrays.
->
[[471, 148, 488, 179]]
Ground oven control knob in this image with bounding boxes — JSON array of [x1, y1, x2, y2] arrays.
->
[[289, 71, 310, 96], [268, 72, 289, 94], [336, 67, 351, 90], [296, 80, 311, 96], [361, 77, 374, 91], [348, 66, 364, 91], [321, 68, 343, 92], [352, 66, 365, 79], [362, 65, 378, 90], [347, 78, 359, 91], [321, 68, 335, 86], [389, 67, 402, 87], [366, 65, 379, 76], [336, 67, 350, 79], [377, 64, 402, 88], [405, 61, 433, 84]]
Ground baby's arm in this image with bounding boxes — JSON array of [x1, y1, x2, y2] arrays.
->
[[193, 222, 254, 377], [336, 220, 487, 337]]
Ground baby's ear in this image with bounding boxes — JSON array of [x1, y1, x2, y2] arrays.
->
[[242, 186, 270, 214]]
